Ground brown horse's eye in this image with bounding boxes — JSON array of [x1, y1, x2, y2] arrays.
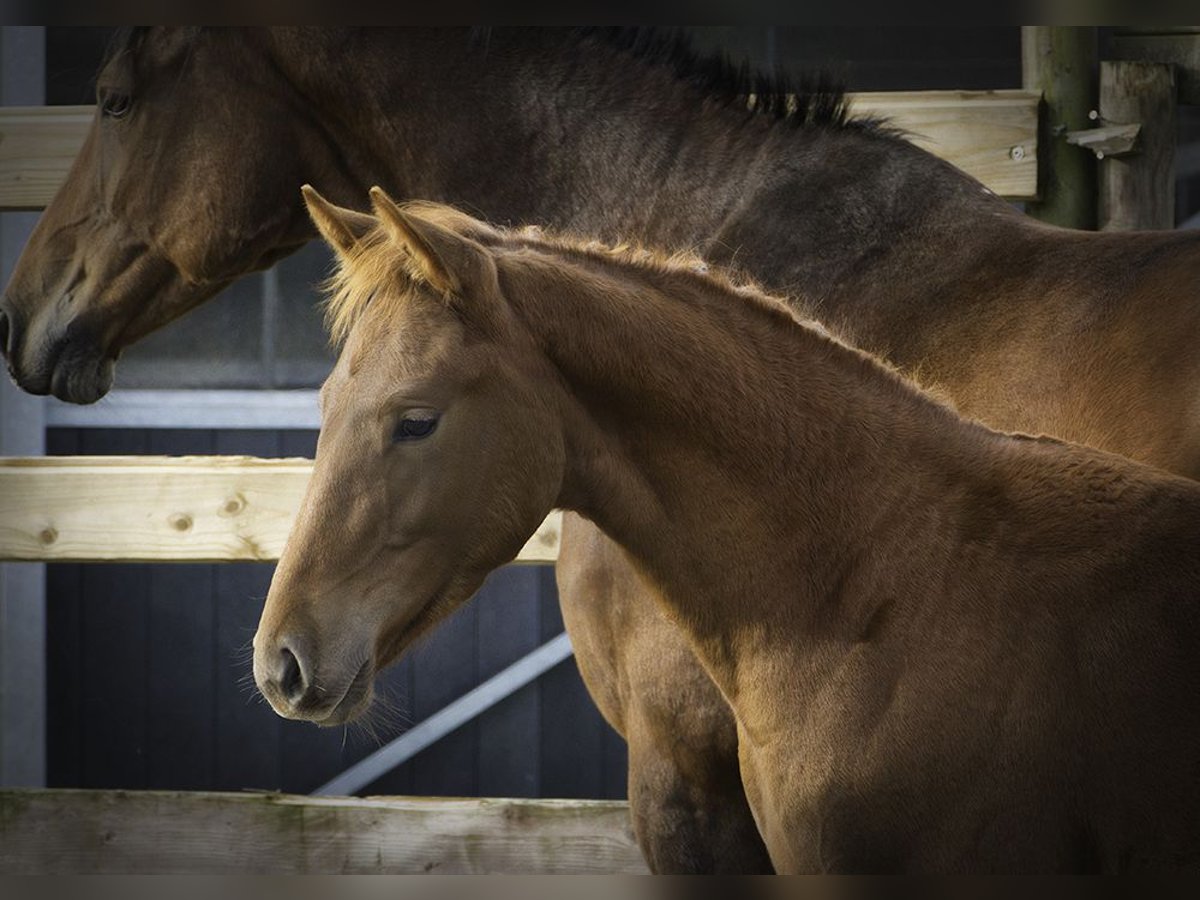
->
[[393, 415, 439, 443], [101, 91, 132, 119]]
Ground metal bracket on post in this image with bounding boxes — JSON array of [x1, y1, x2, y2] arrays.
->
[[1065, 110, 1142, 160]]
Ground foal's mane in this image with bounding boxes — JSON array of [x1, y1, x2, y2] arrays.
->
[[322, 203, 935, 414], [323, 202, 964, 437], [322, 203, 505, 347]]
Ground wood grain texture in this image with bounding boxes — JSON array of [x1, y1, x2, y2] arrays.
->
[[1098, 60, 1177, 231], [0, 104, 90, 210], [0, 93, 1039, 211], [1109, 30, 1200, 104], [1020, 27, 1097, 226], [849, 90, 1039, 199], [0, 789, 647, 874], [0, 456, 561, 563]]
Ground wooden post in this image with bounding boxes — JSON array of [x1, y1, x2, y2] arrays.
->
[[1098, 60, 1177, 231], [1022, 26, 1098, 229], [0, 25, 46, 791]]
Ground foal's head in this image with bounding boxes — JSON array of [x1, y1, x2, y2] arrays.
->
[[254, 188, 565, 724]]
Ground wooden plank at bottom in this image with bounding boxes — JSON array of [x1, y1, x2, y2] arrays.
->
[[0, 456, 562, 564], [0, 789, 646, 874]]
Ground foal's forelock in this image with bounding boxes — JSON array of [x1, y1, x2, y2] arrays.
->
[[322, 234, 419, 348], [325, 205, 827, 363]]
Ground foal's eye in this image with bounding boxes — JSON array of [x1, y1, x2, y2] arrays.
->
[[100, 91, 132, 119], [392, 415, 439, 443]]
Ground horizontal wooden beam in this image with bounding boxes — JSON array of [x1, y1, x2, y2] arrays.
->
[[849, 90, 1038, 199], [0, 456, 561, 563], [0, 789, 647, 874], [0, 92, 1039, 212], [0, 105, 92, 211]]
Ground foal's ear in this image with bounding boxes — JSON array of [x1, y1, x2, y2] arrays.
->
[[369, 186, 474, 295], [301, 185, 375, 256]]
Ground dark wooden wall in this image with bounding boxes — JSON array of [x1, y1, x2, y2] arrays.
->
[[44, 427, 627, 798]]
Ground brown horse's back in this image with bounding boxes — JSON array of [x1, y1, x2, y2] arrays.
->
[[823, 221, 1200, 480]]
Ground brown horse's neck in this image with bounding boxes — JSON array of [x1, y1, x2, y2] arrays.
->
[[269, 28, 1013, 300], [501, 250, 984, 703], [271, 29, 750, 239]]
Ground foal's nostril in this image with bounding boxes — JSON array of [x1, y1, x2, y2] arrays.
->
[[278, 646, 305, 703]]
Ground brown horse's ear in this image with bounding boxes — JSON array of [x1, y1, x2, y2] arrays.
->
[[369, 186, 467, 295], [301, 185, 374, 257]]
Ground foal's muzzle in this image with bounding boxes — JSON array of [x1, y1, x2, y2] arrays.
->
[[254, 634, 372, 726]]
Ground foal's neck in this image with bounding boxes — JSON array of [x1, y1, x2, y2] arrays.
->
[[507, 252, 980, 693]]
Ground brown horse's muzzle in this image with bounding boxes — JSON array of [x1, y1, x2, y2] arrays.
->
[[0, 295, 114, 404]]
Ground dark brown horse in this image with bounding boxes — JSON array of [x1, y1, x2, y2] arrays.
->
[[6, 28, 1200, 872], [257, 189, 1200, 872]]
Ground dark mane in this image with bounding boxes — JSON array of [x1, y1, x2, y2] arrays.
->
[[578, 27, 875, 131]]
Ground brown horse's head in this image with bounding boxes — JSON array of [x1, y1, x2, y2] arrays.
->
[[0, 28, 343, 402], [254, 187, 564, 725]]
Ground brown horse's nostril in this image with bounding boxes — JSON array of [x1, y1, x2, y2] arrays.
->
[[0, 307, 11, 360], [278, 646, 306, 703]]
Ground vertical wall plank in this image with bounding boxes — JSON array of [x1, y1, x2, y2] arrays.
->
[[1098, 60, 1177, 230], [0, 24, 47, 789], [44, 429, 80, 788], [476, 566, 543, 798], [78, 430, 148, 789], [145, 430, 216, 790], [408, 601, 479, 797], [212, 430, 281, 790]]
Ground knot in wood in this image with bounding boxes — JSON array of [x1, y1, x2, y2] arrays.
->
[[169, 513, 193, 532], [220, 494, 247, 517]]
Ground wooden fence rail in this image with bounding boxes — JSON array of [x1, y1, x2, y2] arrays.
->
[[0, 456, 561, 563], [0, 790, 647, 874], [0, 91, 1040, 211]]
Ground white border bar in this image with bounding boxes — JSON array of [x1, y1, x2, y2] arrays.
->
[[45, 389, 321, 430]]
